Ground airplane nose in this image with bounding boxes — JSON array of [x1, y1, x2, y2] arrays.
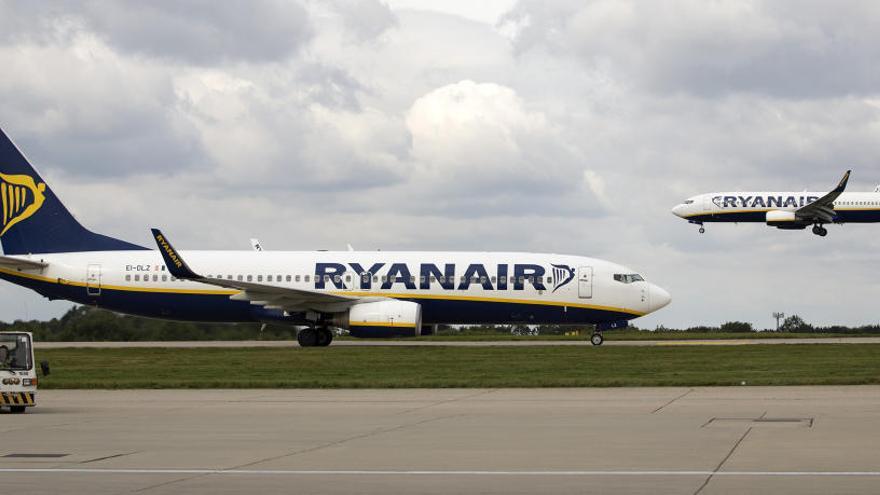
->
[[671, 204, 684, 218], [649, 284, 671, 312]]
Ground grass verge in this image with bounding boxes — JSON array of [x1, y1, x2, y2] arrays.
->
[[35, 344, 880, 389]]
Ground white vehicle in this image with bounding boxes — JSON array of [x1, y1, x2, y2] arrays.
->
[[0, 332, 37, 414], [0, 127, 670, 346], [671, 170, 880, 236]]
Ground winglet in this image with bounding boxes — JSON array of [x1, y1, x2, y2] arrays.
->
[[150, 228, 201, 280], [834, 170, 851, 193]]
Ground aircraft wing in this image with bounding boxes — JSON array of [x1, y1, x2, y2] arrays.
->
[[0, 255, 48, 271], [151, 229, 363, 314], [796, 170, 851, 223]]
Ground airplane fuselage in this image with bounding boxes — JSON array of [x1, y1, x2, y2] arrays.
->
[[0, 250, 671, 329], [673, 192, 880, 225]]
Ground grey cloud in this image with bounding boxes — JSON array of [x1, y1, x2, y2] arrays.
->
[[0, 0, 313, 65], [328, 0, 398, 42], [503, 0, 880, 98]]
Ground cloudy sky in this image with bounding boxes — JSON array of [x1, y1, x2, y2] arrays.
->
[[1, 0, 879, 329]]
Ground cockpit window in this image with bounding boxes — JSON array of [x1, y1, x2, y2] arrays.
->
[[613, 274, 645, 284], [683, 200, 694, 205]]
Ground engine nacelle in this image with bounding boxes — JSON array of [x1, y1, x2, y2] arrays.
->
[[332, 300, 423, 338], [766, 210, 797, 226]]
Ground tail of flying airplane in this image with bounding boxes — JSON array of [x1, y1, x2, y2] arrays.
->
[[0, 127, 145, 255]]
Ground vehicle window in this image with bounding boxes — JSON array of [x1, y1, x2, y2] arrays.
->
[[0, 334, 32, 371]]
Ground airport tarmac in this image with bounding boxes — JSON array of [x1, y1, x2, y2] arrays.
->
[[2, 387, 880, 494], [34, 336, 880, 348]]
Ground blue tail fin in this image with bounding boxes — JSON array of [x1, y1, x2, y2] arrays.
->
[[0, 127, 146, 255]]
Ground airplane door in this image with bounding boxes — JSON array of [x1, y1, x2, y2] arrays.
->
[[86, 264, 102, 296], [578, 266, 592, 299]]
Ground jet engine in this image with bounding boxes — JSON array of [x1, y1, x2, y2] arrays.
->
[[332, 300, 423, 338], [765, 210, 807, 229]]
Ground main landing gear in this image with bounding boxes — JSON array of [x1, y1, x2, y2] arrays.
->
[[812, 224, 828, 237], [297, 327, 334, 347], [590, 332, 604, 346]]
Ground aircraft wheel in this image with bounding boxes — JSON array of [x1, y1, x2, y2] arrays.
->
[[9, 406, 26, 414], [590, 333, 604, 346], [819, 227, 828, 237], [297, 328, 318, 347], [316, 328, 333, 347], [698, 226, 705, 234]]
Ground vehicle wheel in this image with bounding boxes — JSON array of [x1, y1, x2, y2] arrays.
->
[[316, 328, 333, 347], [9, 406, 26, 414], [590, 333, 604, 346], [812, 225, 822, 235], [819, 227, 828, 237], [698, 226, 705, 234], [297, 328, 318, 347]]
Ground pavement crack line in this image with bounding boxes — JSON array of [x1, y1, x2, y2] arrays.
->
[[130, 414, 461, 494], [694, 427, 753, 495], [652, 389, 694, 414], [80, 452, 139, 465], [397, 389, 498, 415]]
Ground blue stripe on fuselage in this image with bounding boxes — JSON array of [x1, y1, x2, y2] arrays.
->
[[687, 209, 880, 224], [0, 271, 633, 326]]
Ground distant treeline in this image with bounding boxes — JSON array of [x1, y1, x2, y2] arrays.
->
[[0, 307, 878, 341]]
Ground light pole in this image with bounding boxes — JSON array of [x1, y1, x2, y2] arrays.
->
[[773, 312, 785, 332]]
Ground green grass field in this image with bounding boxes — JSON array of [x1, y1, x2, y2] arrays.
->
[[34, 344, 880, 389]]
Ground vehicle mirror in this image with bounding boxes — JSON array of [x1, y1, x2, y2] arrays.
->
[[40, 360, 50, 376]]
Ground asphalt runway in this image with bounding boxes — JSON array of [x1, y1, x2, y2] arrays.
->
[[34, 336, 880, 348], [3, 387, 880, 494]]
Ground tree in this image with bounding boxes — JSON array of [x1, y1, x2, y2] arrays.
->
[[780, 315, 813, 333], [719, 321, 754, 333]]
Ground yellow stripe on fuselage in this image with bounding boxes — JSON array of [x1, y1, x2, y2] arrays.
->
[[349, 322, 417, 328], [333, 291, 645, 316]]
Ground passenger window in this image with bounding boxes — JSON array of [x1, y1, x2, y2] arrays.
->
[[267, 275, 273, 282], [439, 276, 446, 283], [286, 275, 292, 282], [373, 276, 379, 283], [125, 274, 131, 281], [419, 276, 426, 284], [246, 275, 253, 282], [295, 275, 301, 282], [237, 275, 243, 281], [431, 276, 437, 283], [345, 275, 351, 282], [480, 276, 487, 283], [410, 276, 416, 283], [491, 276, 497, 283], [153, 275, 158, 282], [324, 275, 331, 282], [305, 275, 310, 282], [134, 274, 140, 281], [257, 275, 263, 282], [333, 275, 341, 283], [162, 275, 168, 281]]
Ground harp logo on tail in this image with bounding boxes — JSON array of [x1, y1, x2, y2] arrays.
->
[[0, 173, 47, 237], [550, 264, 575, 293]]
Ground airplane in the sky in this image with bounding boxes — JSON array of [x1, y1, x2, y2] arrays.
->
[[0, 127, 670, 346], [670, 170, 879, 236]]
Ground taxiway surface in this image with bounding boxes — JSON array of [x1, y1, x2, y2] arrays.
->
[[2, 387, 880, 494]]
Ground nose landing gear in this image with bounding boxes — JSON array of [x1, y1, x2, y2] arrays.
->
[[811, 224, 828, 237]]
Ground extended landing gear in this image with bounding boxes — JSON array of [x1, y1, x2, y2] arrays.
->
[[812, 224, 828, 237], [698, 226, 705, 234], [689, 221, 705, 234], [590, 332, 604, 346], [297, 327, 334, 347]]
